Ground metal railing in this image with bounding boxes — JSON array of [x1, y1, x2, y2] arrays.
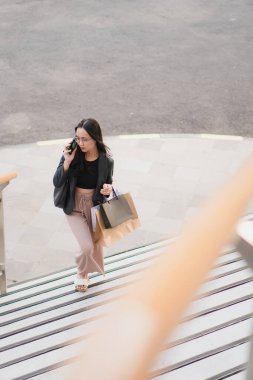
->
[[67, 154, 253, 380], [0, 171, 17, 295]]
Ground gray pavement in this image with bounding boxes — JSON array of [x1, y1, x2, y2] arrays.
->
[[1, 133, 253, 285], [1, 0, 253, 145]]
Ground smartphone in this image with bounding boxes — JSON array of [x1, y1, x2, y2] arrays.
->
[[68, 138, 77, 154]]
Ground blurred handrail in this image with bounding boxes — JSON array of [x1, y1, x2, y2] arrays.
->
[[68, 154, 253, 380], [0, 171, 17, 184], [0, 171, 17, 295]]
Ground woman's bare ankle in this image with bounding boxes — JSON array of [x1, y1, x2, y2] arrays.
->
[[78, 273, 89, 280]]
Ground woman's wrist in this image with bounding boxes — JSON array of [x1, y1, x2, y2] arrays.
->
[[63, 161, 70, 172]]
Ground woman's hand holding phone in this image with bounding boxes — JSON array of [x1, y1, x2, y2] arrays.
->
[[63, 139, 77, 171]]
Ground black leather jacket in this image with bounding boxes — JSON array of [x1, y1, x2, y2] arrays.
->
[[53, 152, 114, 215]]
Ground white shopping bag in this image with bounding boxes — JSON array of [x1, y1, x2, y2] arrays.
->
[[91, 204, 100, 232]]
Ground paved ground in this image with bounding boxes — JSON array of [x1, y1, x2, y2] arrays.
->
[[1, 0, 253, 146], [1, 133, 253, 284]]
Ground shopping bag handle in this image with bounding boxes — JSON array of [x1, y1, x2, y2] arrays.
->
[[102, 186, 118, 204], [111, 186, 117, 199]]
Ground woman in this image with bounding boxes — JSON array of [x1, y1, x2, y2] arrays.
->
[[53, 118, 114, 292]]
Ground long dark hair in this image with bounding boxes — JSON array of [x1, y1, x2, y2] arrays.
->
[[75, 118, 110, 155], [71, 118, 111, 175]]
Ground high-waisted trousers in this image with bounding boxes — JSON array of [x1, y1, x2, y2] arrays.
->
[[66, 187, 104, 276]]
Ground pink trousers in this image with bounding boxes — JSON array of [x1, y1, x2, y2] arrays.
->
[[66, 187, 104, 276]]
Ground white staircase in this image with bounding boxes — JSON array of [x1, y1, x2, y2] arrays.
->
[[0, 240, 252, 379]]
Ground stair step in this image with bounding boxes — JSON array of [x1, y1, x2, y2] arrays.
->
[[0, 243, 251, 380]]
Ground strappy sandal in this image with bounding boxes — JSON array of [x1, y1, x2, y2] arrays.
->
[[74, 276, 89, 292]]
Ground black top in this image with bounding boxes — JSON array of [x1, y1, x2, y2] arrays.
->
[[76, 158, 99, 189], [53, 152, 114, 214]]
